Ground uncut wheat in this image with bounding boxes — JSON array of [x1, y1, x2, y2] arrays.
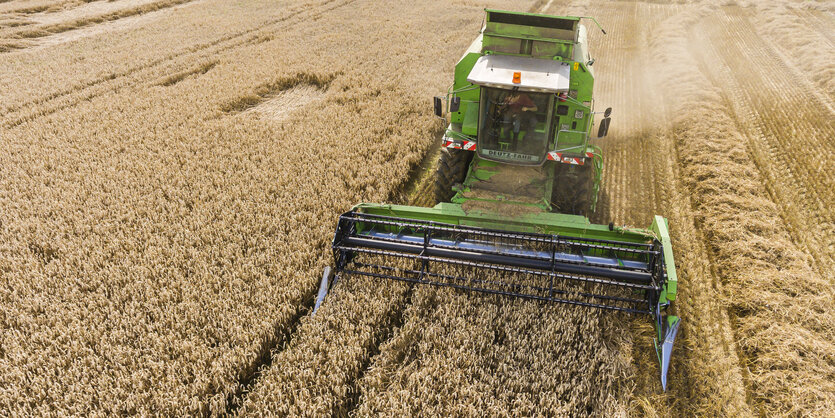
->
[[353, 281, 632, 416], [0, 0, 471, 413]]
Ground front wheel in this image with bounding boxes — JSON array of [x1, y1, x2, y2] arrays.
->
[[551, 163, 594, 217], [434, 147, 472, 204]]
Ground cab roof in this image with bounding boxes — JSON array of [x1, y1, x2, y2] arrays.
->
[[466, 54, 571, 93]]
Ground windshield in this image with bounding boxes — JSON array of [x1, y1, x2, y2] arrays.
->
[[477, 87, 552, 165]]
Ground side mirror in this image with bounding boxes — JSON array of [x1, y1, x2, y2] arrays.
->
[[449, 96, 461, 113], [433, 96, 443, 118], [597, 117, 611, 138], [604, 107, 612, 118], [587, 58, 595, 66]]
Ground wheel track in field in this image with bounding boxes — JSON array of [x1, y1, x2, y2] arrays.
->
[[692, 8, 834, 274], [0, 0, 194, 43], [222, 301, 312, 414], [26, 0, 163, 26], [3, 0, 355, 117], [797, 8, 835, 48], [722, 9, 834, 228], [750, 9, 835, 110], [0, 0, 76, 15], [1, 0, 358, 129], [721, 9, 835, 183], [0, 0, 282, 118], [0, 0, 198, 54], [32, 0, 203, 49]]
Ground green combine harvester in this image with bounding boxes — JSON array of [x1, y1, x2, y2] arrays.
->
[[315, 9, 680, 390]]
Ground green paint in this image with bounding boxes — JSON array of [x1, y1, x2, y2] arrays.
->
[[462, 102, 479, 136], [651, 215, 678, 303], [439, 11, 678, 312], [351, 202, 658, 243], [344, 9, 681, 386]]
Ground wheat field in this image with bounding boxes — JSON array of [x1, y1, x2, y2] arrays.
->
[[0, 0, 832, 415]]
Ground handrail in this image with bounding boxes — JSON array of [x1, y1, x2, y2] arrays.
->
[[554, 128, 588, 153], [444, 129, 474, 142]]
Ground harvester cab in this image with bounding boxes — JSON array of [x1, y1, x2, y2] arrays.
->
[[436, 11, 611, 168], [318, 9, 680, 391]]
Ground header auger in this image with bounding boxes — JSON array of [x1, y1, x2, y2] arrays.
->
[[316, 9, 680, 391]]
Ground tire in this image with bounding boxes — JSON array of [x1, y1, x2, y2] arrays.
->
[[434, 147, 472, 204], [551, 163, 594, 217]]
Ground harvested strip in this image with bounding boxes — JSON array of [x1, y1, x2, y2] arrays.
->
[[652, 6, 835, 415]]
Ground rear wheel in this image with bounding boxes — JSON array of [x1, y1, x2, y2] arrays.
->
[[551, 163, 594, 217], [434, 147, 472, 204]]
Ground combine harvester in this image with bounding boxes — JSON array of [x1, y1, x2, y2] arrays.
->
[[316, 10, 681, 390]]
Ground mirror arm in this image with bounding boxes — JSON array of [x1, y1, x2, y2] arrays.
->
[[579, 16, 607, 35]]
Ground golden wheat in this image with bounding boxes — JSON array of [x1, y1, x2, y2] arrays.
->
[[646, 4, 835, 415], [352, 284, 632, 416], [0, 0, 462, 413], [1, 0, 833, 415]]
